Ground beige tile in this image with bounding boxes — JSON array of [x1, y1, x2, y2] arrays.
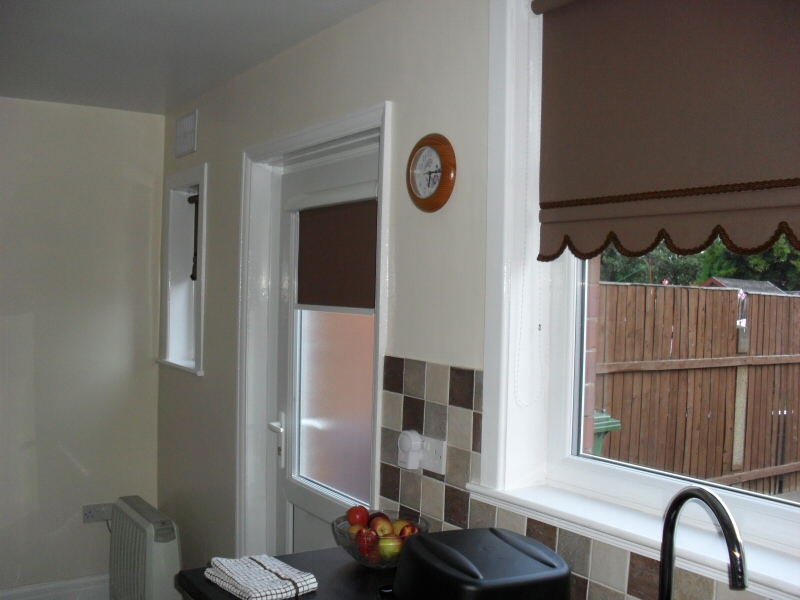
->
[[404, 359, 426, 399], [381, 391, 403, 431], [378, 498, 399, 511], [423, 400, 447, 440], [558, 529, 591, 577], [420, 476, 444, 521], [714, 582, 769, 600], [496, 508, 526, 534], [380, 427, 400, 464], [441, 521, 462, 531], [447, 405, 473, 450], [468, 498, 497, 528], [470, 450, 481, 483], [399, 469, 421, 510], [445, 445, 471, 488], [672, 568, 714, 600], [426, 363, 450, 404], [590, 541, 629, 593], [426, 518, 443, 533], [473, 370, 483, 413]]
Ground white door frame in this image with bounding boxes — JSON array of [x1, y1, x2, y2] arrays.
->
[[236, 102, 392, 557]]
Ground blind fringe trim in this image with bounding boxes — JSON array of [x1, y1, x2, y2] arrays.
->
[[538, 221, 800, 262]]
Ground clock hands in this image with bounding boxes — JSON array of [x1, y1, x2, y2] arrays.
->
[[425, 168, 442, 187]]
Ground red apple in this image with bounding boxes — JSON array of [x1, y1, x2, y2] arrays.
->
[[355, 527, 378, 557], [369, 515, 394, 537], [378, 533, 403, 560], [368, 511, 389, 524], [347, 523, 366, 540], [399, 523, 420, 539], [347, 505, 370, 527], [392, 519, 411, 536]]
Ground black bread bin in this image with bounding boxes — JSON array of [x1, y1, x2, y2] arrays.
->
[[390, 527, 570, 600]]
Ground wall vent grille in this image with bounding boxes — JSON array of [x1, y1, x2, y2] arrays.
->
[[175, 110, 198, 157]]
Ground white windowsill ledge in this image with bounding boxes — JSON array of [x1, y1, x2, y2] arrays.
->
[[156, 357, 204, 376], [467, 483, 800, 600]]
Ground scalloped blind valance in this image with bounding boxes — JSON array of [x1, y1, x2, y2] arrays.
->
[[536, 0, 800, 261]]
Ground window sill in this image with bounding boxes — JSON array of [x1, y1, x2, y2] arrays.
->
[[156, 358, 204, 376], [467, 482, 800, 600]]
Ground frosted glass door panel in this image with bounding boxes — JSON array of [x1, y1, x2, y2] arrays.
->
[[297, 310, 374, 503]]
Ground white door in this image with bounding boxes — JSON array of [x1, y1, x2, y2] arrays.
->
[[275, 196, 378, 553], [238, 104, 391, 558]]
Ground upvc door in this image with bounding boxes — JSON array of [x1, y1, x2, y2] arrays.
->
[[272, 129, 382, 553]]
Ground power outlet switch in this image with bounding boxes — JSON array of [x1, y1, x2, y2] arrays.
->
[[83, 502, 113, 523], [419, 435, 447, 475]]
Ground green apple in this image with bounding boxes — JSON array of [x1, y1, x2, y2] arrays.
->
[[378, 533, 403, 560]]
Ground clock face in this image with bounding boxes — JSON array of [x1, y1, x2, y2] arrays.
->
[[410, 146, 442, 199]]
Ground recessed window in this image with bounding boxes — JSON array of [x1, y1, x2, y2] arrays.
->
[[158, 163, 207, 375], [582, 237, 800, 501]]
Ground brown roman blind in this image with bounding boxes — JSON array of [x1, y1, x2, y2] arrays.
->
[[536, 0, 800, 261], [297, 199, 377, 309]]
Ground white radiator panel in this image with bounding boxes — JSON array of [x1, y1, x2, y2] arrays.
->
[[109, 496, 181, 600]]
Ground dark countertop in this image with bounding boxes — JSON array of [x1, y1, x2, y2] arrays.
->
[[177, 546, 395, 600]]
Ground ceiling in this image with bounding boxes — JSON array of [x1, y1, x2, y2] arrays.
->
[[0, 0, 382, 115]]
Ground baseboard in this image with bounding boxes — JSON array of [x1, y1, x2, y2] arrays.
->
[[0, 574, 109, 600]]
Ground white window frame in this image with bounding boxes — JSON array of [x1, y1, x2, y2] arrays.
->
[[473, 2, 799, 598], [158, 162, 207, 375]]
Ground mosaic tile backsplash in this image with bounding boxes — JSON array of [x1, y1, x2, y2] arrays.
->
[[378, 356, 771, 600]]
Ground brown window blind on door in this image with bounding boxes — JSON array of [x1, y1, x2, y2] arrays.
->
[[297, 199, 377, 309]]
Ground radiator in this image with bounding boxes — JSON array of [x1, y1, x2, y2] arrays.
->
[[109, 495, 182, 600]]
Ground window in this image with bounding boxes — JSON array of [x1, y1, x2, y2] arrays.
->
[[478, 1, 798, 596], [583, 241, 800, 502], [158, 163, 207, 375]]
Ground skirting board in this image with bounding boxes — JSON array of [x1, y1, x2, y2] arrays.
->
[[1, 574, 108, 600]]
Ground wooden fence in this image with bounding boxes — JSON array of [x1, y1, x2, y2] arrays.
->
[[591, 282, 800, 497]]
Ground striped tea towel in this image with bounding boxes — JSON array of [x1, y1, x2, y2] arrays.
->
[[205, 555, 318, 599]]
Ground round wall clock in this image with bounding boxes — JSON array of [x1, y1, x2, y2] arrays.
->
[[406, 133, 456, 212]]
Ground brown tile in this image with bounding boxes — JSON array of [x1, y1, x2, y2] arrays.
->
[[398, 506, 420, 522], [379, 462, 400, 501], [404, 359, 426, 399], [472, 412, 482, 452], [449, 367, 475, 409], [422, 469, 445, 482], [526, 517, 557, 550], [627, 552, 659, 600], [444, 485, 470, 528], [402, 396, 425, 432], [423, 400, 447, 440], [383, 356, 404, 393], [570, 574, 588, 600], [468, 498, 496, 528], [557, 529, 591, 577]]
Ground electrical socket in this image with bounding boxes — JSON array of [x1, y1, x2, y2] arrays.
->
[[83, 502, 113, 523], [419, 435, 447, 475]]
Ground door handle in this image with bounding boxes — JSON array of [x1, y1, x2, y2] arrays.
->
[[269, 412, 286, 469]]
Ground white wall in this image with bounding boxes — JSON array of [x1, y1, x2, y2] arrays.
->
[[158, 0, 489, 567], [0, 97, 164, 590]]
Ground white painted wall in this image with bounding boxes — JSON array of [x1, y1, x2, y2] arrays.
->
[[0, 97, 163, 590], [158, 0, 489, 567]]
